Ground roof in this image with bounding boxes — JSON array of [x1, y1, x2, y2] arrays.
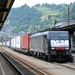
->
[[53, 20, 75, 34], [0, 0, 15, 30], [30, 31, 68, 37], [55, 20, 75, 28]]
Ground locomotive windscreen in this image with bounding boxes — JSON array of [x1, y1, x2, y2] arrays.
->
[[50, 33, 69, 40]]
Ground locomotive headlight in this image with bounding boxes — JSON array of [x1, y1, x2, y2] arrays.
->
[[51, 47, 55, 49], [65, 47, 69, 49]]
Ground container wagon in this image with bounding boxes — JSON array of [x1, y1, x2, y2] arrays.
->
[[21, 34, 31, 53]]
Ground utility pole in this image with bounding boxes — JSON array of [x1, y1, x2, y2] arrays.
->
[[68, 5, 70, 26]]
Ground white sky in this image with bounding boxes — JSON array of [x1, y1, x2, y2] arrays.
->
[[12, 0, 75, 8]]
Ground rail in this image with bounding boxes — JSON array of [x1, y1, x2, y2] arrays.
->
[[1, 51, 24, 75]]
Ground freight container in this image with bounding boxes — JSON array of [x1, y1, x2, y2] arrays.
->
[[11, 37, 16, 48], [15, 35, 21, 51], [0, 42, 2, 46], [21, 34, 31, 51], [6, 41, 10, 47], [3, 42, 5, 46]]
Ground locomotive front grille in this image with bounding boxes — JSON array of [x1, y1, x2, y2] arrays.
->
[[57, 51, 66, 57]]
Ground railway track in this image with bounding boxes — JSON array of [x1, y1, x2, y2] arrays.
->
[[54, 62, 75, 71], [0, 48, 51, 75], [0, 52, 24, 75], [1, 47, 75, 75]]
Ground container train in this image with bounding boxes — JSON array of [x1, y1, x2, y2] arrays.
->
[[3, 31, 72, 61]]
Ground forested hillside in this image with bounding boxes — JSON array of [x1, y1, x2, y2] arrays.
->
[[2, 2, 75, 35]]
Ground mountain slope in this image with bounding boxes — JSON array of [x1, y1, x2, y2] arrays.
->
[[2, 3, 75, 35]]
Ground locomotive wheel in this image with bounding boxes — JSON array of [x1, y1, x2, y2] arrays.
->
[[47, 55, 51, 62], [68, 56, 73, 62], [42, 54, 47, 61], [42, 56, 46, 60], [47, 57, 50, 62]]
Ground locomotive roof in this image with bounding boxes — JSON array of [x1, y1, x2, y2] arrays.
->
[[30, 31, 68, 37]]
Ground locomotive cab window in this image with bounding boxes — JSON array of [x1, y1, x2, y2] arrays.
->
[[50, 33, 68, 40], [50, 34, 59, 40], [59, 34, 68, 40]]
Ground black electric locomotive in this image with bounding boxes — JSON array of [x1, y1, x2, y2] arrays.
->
[[29, 31, 71, 61]]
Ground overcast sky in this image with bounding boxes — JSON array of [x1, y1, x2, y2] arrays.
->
[[12, 0, 75, 8]]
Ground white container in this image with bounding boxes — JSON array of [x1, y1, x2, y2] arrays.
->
[[15, 35, 21, 48], [11, 37, 16, 48], [6, 41, 10, 46]]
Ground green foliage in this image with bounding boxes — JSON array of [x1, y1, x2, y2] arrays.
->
[[4, 2, 75, 35]]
